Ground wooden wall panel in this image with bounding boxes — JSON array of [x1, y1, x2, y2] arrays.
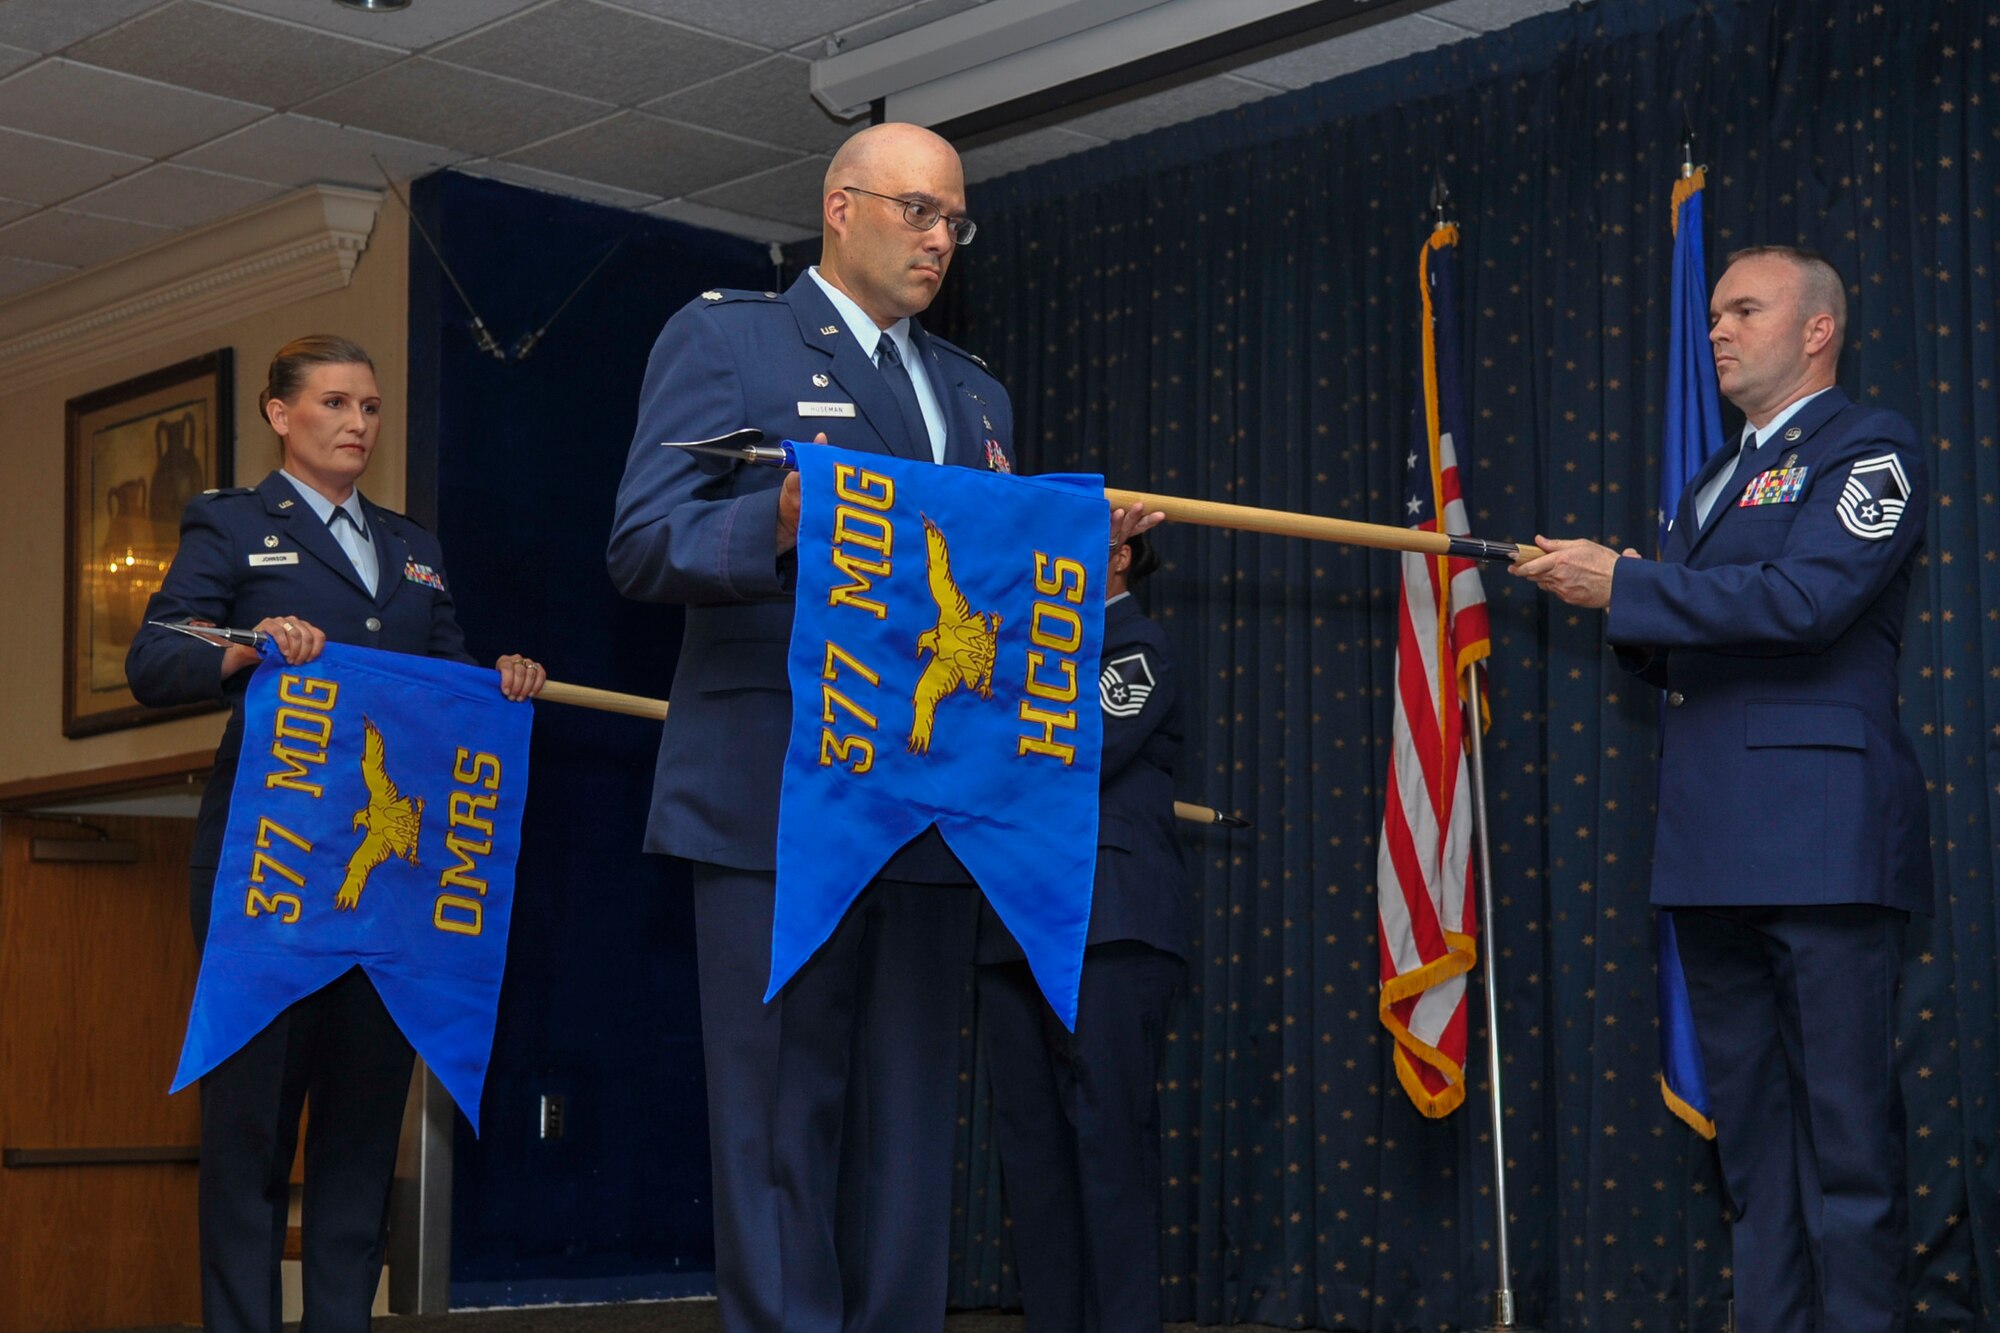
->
[[0, 813, 202, 1333]]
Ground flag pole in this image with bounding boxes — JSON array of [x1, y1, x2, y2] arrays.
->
[[1464, 658, 1530, 1332], [536, 680, 1247, 828], [656, 439, 1532, 564]]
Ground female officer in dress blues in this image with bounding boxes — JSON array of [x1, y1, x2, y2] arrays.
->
[[974, 530, 1190, 1333], [127, 335, 544, 1333]]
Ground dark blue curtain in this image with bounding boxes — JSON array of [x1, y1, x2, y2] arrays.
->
[[935, 0, 2000, 1327], [408, 171, 773, 1302]]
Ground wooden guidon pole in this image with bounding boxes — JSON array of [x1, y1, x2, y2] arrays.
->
[[1103, 487, 1531, 563], [539, 681, 1242, 828]]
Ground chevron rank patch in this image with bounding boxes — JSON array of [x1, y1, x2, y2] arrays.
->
[[1100, 651, 1156, 718], [1835, 454, 1912, 541]]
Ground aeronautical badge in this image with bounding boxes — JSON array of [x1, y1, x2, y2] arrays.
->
[[1836, 454, 1912, 541], [1100, 652, 1155, 718], [985, 438, 1011, 473], [403, 558, 448, 591]]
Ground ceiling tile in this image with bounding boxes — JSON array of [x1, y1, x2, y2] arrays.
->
[[0, 59, 266, 157], [0, 0, 160, 54], [684, 154, 825, 229], [434, 0, 762, 107], [1424, 0, 1570, 32], [647, 54, 855, 154], [454, 160, 660, 210], [66, 162, 286, 227], [647, 198, 814, 247], [1057, 75, 1275, 141], [0, 254, 77, 300], [177, 113, 463, 189], [293, 58, 612, 158], [0, 126, 149, 205], [0, 198, 33, 225], [1235, 14, 1465, 90], [610, 0, 909, 50], [68, 2, 402, 110], [0, 43, 36, 76], [0, 208, 172, 267], [505, 111, 796, 198], [209, 0, 547, 51], [960, 126, 1100, 183]]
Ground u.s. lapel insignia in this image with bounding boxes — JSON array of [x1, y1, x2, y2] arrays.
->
[[264, 534, 279, 548], [985, 438, 1010, 473], [820, 325, 840, 336], [278, 498, 295, 509], [812, 372, 830, 388], [1784, 426, 1802, 441]]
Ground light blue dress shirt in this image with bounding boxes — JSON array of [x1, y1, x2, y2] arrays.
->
[[808, 266, 947, 464], [279, 468, 378, 595], [1693, 387, 1833, 528]]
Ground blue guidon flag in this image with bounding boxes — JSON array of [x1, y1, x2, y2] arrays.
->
[[171, 643, 532, 1133], [775, 444, 1108, 1029]]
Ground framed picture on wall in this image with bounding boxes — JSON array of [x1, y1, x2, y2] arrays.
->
[[63, 350, 235, 738]]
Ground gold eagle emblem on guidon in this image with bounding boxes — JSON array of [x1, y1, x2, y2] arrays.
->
[[908, 515, 1002, 754], [337, 716, 424, 910]]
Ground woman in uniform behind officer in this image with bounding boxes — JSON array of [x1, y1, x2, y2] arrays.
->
[[974, 529, 1190, 1333], [126, 335, 544, 1333]]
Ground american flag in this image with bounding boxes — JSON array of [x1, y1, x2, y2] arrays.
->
[[1376, 222, 1490, 1117]]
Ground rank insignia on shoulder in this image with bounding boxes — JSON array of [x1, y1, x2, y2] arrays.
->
[[1836, 454, 1912, 541], [985, 438, 1010, 473], [1738, 464, 1809, 508], [1100, 652, 1155, 717], [403, 559, 447, 591], [701, 290, 723, 300]]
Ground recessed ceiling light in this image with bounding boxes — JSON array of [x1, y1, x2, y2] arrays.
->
[[334, 0, 412, 11]]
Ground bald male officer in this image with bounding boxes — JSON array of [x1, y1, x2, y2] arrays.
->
[[608, 122, 1157, 1333], [1514, 245, 1928, 1333]]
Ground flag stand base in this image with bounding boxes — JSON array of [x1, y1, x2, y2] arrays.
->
[[1477, 1288, 1537, 1333]]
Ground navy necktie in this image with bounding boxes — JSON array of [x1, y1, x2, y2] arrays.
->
[[875, 336, 934, 462], [1699, 433, 1763, 529]]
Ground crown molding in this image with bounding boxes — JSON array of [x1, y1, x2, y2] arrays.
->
[[0, 186, 383, 399]]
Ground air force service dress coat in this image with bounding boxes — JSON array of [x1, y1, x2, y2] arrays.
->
[[975, 593, 1189, 1333], [977, 592, 1190, 964], [1609, 386, 1930, 914], [1607, 386, 1929, 1333], [607, 274, 1013, 882], [126, 470, 475, 1333], [607, 272, 1015, 1333]]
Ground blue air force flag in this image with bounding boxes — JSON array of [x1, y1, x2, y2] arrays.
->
[[171, 643, 532, 1133], [776, 444, 1107, 1029]]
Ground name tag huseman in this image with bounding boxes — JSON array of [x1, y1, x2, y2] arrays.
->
[[797, 401, 856, 418], [248, 551, 300, 566]]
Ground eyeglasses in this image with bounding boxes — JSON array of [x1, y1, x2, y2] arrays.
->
[[842, 185, 977, 247]]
